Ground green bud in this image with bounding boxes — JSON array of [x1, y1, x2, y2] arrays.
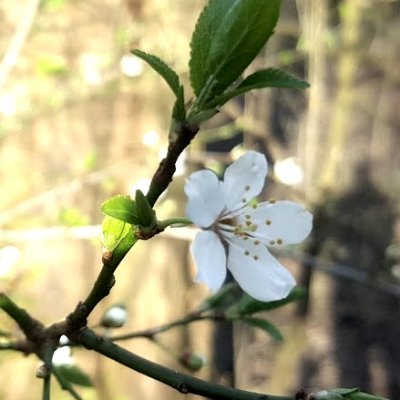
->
[[178, 351, 206, 372], [135, 190, 156, 228]]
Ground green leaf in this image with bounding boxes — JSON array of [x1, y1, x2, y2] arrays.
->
[[241, 317, 283, 342], [226, 287, 306, 317], [196, 283, 239, 312], [195, 0, 281, 105], [189, 0, 236, 96], [187, 108, 219, 126], [132, 49, 180, 97], [332, 389, 359, 396], [207, 68, 310, 107], [101, 195, 138, 224], [101, 216, 131, 252], [109, 224, 137, 268], [135, 190, 156, 228], [54, 365, 92, 387], [347, 392, 389, 400], [171, 85, 186, 123]]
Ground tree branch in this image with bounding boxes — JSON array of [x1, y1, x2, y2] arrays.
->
[[79, 328, 292, 400], [146, 122, 199, 206], [0, 292, 44, 341]]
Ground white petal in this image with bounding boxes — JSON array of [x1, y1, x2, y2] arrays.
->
[[238, 200, 313, 245], [185, 170, 225, 228], [190, 231, 227, 292], [226, 237, 295, 301], [222, 151, 268, 212]]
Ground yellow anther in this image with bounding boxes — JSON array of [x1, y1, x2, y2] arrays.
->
[[250, 224, 258, 232], [277, 239, 283, 245], [245, 220, 252, 227], [254, 240, 260, 245], [269, 198, 276, 204], [265, 220, 272, 225], [252, 203, 257, 209]]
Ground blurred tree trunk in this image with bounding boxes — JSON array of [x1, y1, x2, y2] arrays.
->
[[319, 0, 363, 190], [297, 0, 329, 200]]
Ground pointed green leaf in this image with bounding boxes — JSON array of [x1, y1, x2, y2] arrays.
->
[[171, 85, 186, 123], [101, 195, 138, 224], [189, 0, 236, 96], [54, 365, 92, 387], [242, 317, 284, 342], [347, 392, 389, 400], [238, 68, 310, 90], [226, 287, 306, 317], [101, 216, 131, 252], [187, 108, 219, 125], [198, 0, 281, 104], [135, 189, 156, 228], [208, 68, 310, 107], [196, 283, 239, 312], [132, 49, 180, 97], [332, 389, 359, 396]]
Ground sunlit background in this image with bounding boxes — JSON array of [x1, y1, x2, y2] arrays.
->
[[0, 0, 399, 399]]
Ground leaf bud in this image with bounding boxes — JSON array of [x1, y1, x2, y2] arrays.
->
[[36, 363, 50, 379], [178, 351, 206, 372], [135, 190, 156, 228]]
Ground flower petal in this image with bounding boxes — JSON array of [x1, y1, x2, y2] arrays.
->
[[237, 200, 313, 245], [185, 170, 225, 228], [190, 231, 227, 292], [222, 151, 268, 212], [226, 237, 295, 301]]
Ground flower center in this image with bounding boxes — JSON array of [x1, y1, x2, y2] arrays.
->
[[217, 214, 258, 242]]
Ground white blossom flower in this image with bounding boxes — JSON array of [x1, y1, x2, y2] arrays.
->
[[184, 151, 313, 302]]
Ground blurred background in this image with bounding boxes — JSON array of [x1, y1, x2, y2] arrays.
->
[[0, 0, 399, 399]]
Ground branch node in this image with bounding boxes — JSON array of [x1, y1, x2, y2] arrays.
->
[[176, 382, 189, 394]]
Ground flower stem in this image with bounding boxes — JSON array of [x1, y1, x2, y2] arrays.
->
[[42, 375, 51, 400], [158, 217, 192, 230]]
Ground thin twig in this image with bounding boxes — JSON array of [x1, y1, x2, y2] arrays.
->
[[0, 0, 41, 90], [109, 314, 221, 341]]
